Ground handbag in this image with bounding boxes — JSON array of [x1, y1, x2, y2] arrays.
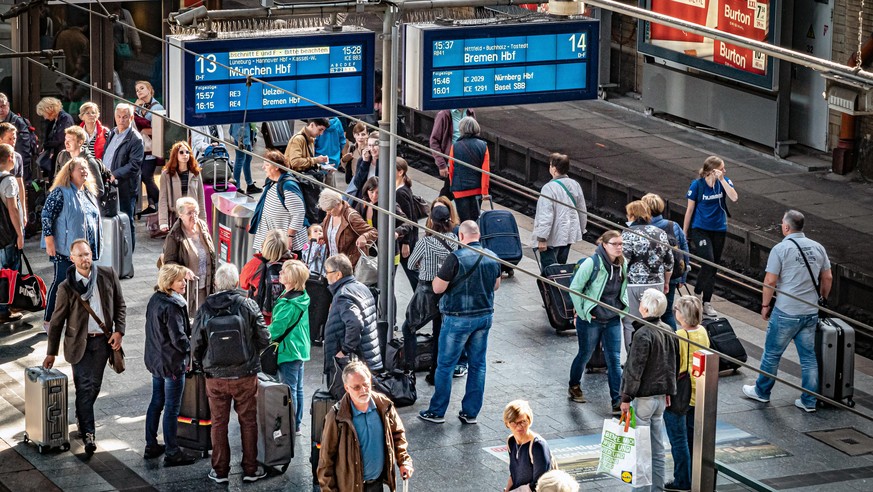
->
[[355, 246, 379, 286], [0, 252, 47, 312], [373, 369, 417, 407], [597, 407, 653, 487], [76, 294, 125, 374], [404, 282, 439, 332], [669, 330, 692, 415], [115, 42, 133, 59], [259, 308, 305, 376]]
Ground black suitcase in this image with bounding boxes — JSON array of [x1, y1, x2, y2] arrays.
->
[[306, 274, 331, 346], [478, 205, 523, 276], [586, 343, 607, 373], [310, 390, 337, 485], [24, 179, 47, 238], [702, 317, 747, 373], [536, 262, 576, 331], [414, 333, 435, 372], [816, 317, 855, 407], [177, 371, 211, 457]]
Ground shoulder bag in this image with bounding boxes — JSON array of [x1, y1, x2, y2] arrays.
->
[[787, 238, 828, 317], [354, 245, 379, 286], [669, 329, 692, 415], [76, 295, 125, 374], [259, 307, 305, 376]]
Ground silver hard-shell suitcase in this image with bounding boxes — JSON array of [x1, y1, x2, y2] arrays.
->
[[23, 367, 70, 453], [256, 373, 294, 473], [95, 212, 134, 279], [816, 316, 855, 407]]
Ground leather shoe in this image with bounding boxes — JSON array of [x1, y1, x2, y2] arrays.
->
[[143, 444, 165, 459], [164, 452, 196, 467]]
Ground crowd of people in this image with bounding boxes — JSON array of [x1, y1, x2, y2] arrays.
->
[[0, 95, 835, 491]]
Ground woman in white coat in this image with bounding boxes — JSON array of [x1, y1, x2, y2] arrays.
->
[[531, 152, 587, 272]]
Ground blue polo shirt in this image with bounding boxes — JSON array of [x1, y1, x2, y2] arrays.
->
[[351, 399, 384, 481], [687, 177, 733, 231]]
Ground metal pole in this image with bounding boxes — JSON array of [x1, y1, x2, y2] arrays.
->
[[692, 350, 719, 492], [386, 18, 401, 330], [377, 7, 395, 324]]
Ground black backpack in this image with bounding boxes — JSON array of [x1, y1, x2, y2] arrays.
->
[[657, 220, 686, 277], [203, 297, 250, 367], [0, 174, 18, 248], [253, 259, 284, 318]]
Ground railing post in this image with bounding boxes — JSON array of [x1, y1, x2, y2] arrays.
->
[[692, 349, 719, 492]]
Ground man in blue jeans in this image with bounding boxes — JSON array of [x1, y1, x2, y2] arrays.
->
[[418, 221, 501, 425], [743, 209, 832, 412]]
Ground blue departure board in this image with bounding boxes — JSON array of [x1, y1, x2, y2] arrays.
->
[[169, 30, 376, 126], [404, 21, 599, 111]]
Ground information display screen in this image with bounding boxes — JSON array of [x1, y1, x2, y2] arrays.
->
[[170, 30, 376, 126], [638, 0, 779, 89], [404, 21, 599, 110]]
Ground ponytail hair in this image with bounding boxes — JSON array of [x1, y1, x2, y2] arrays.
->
[[698, 155, 724, 178], [396, 157, 412, 188]]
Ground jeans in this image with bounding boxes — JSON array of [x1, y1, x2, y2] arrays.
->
[[754, 307, 819, 408], [233, 143, 253, 187], [205, 376, 259, 477], [454, 196, 481, 223], [633, 395, 667, 492], [119, 194, 137, 252], [278, 360, 305, 431], [0, 245, 20, 315], [664, 410, 690, 489], [622, 283, 662, 352], [145, 374, 186, 455], [426, 313, 492, 417], [689, 229, 725, 303], [140, 158, 159, 207], [71, 335, 112, 435], [568, 317, 622, 406], [536, 245, 570, 272], [661, 282, 678, 330], [44, 255, 74, 322]]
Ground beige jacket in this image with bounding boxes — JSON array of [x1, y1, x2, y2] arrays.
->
[[284, 129, 319, 172], [158, 170, 206, 229]]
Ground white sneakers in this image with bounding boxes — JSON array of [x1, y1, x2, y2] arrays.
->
[[702, 302, 718, 318]]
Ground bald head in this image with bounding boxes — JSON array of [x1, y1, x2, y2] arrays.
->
[[458, 220, 480, 244]]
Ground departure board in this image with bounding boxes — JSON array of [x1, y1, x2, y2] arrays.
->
[[167, 29, 376, 126], [404, 21, 599, 110]]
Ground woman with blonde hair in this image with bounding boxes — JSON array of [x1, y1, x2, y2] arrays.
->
[[133, 80, 165, 217], [503, 400, 554, 491], [157, 141, 205, 233], [41, 157, 101, 329], [143, 263, 196, 466], [270, 259, 311, 434], [161, 197, 216, 313], [36, 96, 74, 175], [318, 188, 377, 267]]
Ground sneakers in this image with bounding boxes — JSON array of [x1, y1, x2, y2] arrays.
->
[[295, 428, 303, 436], [458, 412, 478, 425], [83, 432, 96, 455], [568, 385, 586, 403], [418, 411, 446, 424], [742, 385, 770, 403], [453, 365, 468, 378], [246, 184, 263, 194], [664, 481, 691, 491], [702, 302, 717, 318], [208, 469, 229, 484], [0, 311, 22, 322], [424, 373, 435, 386], [164, 451, 196, 467], [140, 206, 157, 217], [795, 399, 817, 413], [242, 466, 268, 482], [143, 444, 166, 459]]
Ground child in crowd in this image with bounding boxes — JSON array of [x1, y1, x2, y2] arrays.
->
[[301, 224, 326, 275]]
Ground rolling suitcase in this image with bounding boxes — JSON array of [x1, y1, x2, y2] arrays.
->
[[702, 317, 747, 373], [478, 203, 523, 276], [256, 373, 294, 473], [23, 367, 70, 454], [177, 371, 211, 457], [414, 333, 435, 372], [816, 317, 855, 407], [204, 182, 237, 233], [310, 390, 337, 485], [305, 266, 331, 346], [95, 212, 134, 279], [535, 261, 576, 331]]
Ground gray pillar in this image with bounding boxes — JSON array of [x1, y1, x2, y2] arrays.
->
[[376, 7, 395, 324]]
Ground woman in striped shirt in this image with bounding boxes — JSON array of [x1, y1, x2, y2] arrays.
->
[[402, 199, 459, 383]]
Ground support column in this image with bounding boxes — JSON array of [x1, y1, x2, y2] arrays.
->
[[692, 349, 719, 492]]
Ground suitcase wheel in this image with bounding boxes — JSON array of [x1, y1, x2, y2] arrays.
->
[[37, 445, 45, 454], [847, 398, 856, 408], [61, 443, 70, 452], [22, 432, 28, 443]]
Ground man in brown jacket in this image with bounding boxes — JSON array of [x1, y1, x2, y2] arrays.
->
[[318, 361, 413, 492], [43, 239, 126, 455], [285, 118, 330, 172]]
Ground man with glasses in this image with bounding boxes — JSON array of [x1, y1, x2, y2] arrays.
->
[[322, 254, 383, 399], [0, 93, 35, 182], [43, 239, 126, 455], [103, 103, 144, 251], [318, 361, 413, 492]]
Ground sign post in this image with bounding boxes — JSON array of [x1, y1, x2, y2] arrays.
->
[[692, 349, 719, 492]]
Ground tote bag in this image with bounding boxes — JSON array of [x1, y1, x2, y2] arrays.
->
[[596, 407, 652, 487]]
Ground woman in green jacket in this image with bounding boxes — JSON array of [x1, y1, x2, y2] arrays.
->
[[271, 259, 311, 434], [567, 230, 629, 414]]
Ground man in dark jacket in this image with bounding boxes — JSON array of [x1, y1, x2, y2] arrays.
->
[[323, 254, 383, 399], [191, 263, 271, 484], [43, 239, 125, 455], [318, 361, 413, 492], [0, 93, 35, 181], [103, 103, 143, 251], [619, 288, 677, 492]]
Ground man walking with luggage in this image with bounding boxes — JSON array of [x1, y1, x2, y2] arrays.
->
[[43, 239, 125, 455], [191, 263, 271, 483], [323, 254, 383, 398], [742, 209, 832, 412], [532, 152, 587, 271], [318, 361, 413, 492], [419, 221, 502, 424], [103, 103, 143, 251]]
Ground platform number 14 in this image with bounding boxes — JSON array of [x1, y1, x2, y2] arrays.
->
[[568, 33, 587, 57]]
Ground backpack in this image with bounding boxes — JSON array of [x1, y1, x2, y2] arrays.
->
[[276, 175, 311, 227], [0, 174, 17, 248], [252, 258, 284, 318], [657, 220, 686, 277], [15, 113, 39, 159], [573, 254, 602, 295], [203, 297, 250, 367]]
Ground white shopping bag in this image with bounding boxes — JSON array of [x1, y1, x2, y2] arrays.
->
[[596, 408, 652, 487]]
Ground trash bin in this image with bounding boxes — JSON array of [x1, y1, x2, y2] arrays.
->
[[211, 191, 259, 271]]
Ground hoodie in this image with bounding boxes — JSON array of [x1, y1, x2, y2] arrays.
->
[[314, 117, 347, 166], [589, 244, 625, 321]]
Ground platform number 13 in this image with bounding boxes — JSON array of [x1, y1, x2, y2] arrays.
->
[[198, 54, 217, 74]]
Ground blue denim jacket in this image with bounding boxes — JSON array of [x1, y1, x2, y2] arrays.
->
[[439, 241, 501, 317]]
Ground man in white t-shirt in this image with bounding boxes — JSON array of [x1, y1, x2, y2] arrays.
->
[[0, 143, 24, 322]]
